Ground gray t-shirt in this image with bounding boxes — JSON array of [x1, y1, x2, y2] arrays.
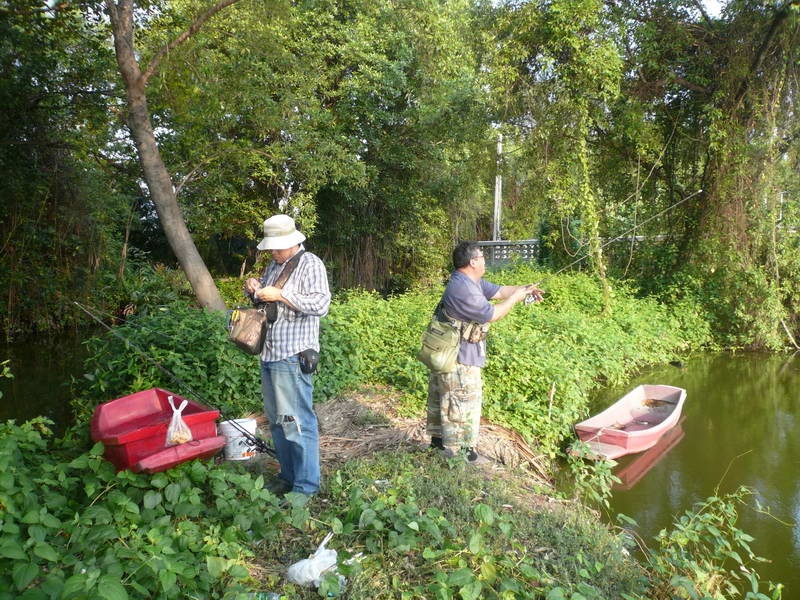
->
[[440, 271, 501, 368]]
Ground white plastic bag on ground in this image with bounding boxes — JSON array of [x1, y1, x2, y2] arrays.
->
[[286, 532, 338, 588]]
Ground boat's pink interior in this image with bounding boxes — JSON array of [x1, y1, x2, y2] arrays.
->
[[577, 384, 684, 432]]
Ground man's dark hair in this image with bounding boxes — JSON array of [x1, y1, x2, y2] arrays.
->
[[453, 241, 481, 269]]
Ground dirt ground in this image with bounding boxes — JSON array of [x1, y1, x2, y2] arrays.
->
[[246, 385, 551, 487]]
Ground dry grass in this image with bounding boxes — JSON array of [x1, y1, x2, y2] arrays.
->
[[246, 385, 552, 488]]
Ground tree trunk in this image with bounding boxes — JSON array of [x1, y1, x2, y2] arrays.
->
[[106, 0, 227, 312]]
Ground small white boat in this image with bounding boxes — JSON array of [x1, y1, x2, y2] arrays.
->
[[574, 384, 687, 460]]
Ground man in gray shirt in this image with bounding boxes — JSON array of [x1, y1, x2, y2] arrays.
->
[[427, 241, 543, 463]]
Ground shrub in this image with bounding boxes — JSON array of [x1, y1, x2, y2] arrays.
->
[[74, 305, 261, 424], [645, 487, 783, 599], [0, 418, 296, 599], [316, 449, 648, 599]]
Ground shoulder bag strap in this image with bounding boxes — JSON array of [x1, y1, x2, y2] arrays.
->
[[272, 249, 305, 289]]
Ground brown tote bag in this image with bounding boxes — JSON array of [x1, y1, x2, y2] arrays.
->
[[228, 250, 305, 355]]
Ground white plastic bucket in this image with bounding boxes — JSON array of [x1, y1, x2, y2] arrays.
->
[[219, 418, 258, 461]]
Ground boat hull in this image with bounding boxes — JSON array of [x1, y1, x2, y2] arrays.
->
[[615, 418, 685, 489], [574, 384, 686, 460]]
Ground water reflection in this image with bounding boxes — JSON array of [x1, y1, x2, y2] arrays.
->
[[602, 353, 800, 593], [615, 419, 685, 490], [0, 330, 93, 435]]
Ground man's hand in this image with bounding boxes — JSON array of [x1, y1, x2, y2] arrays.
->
[[523, 283, 544, 304], [244, 278, 261, 295], [510, 285, 530, 303], [254, 285, 285, 303]]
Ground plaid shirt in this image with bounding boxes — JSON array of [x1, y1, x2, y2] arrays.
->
[[256, 247, 331, 362]]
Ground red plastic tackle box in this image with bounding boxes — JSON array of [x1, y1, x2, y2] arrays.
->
[[90, 388, 225, 473]]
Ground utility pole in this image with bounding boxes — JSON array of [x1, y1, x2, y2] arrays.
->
[[492, 133, 503, 241]]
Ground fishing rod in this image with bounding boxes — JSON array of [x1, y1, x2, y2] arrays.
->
[[73, 300, 277, 458], [522, 188, 704, 299]]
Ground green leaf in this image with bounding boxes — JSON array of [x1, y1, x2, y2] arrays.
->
[[459, 580, 482, 600], [0, 538, 27, 560], [546, 588, 567, 600], [358, 508, 376, 528], [21, 510, 39, 524], [468, 532, 483, 554], [12, 562, 39, 591], [331, 518, 343, 534], [519, 563, 540, 579], [164, 483, 182, 504], [158, 569, 177, 593], [479, 561, 496, 583], [422, 546, 440, 559], [206, 556, 228, 579], [61, 573, 89, 599], [27, 526, 47, 543], [150, 473, 169, 489], [89, 442, 105, 456], [33, 542, 59, 562], [228, 564, 249, 579], [447, 568, 474, 587], [97, 575, 128, 600], [143, 491, 162, 510], [40, 513, 61, 530], [473, 504, 494, 526]]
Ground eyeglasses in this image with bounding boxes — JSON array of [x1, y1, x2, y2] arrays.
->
[[471, 253, 485, 261]]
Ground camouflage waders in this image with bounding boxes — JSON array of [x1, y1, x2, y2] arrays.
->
[[426, 364, 483, 449]]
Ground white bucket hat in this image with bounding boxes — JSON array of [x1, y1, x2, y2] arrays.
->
[[256, 214, 306, 250]]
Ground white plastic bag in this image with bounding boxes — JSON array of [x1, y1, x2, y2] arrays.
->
[[286, 532, 338, 588], [165, 395, 192, 446]]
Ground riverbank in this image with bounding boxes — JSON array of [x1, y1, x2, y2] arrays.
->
[[0, 381, 783, 598], [0, 267, 783, 597]]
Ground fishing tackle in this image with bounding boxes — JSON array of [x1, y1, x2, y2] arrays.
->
[[73, 301, 277, 458], [522, 189, 704, 295]]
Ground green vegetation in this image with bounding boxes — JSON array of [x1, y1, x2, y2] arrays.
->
[[2, 0, 798, 351], [0, 419, 781, 599], [646, 488, 783, 600], [0, 419, 301, 599], [44, 269, 781, 598], [74, 264, 711, 457], [2, 0, 796, 596]]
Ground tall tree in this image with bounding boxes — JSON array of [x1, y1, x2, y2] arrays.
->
[[105, 0, 233, 311], [0, 0, 126, 337]]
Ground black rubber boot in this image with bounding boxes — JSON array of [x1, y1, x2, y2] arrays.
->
[[430, 436, 444, 450]]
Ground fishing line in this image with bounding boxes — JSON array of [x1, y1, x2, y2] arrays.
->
[[73, 300, 277, 458], [522, 188, 704, 294]]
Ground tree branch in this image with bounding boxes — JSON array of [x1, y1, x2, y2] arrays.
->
[[141, 0, 243, 85], [733, 0, 799, 107], [690, 0, 713, 27]]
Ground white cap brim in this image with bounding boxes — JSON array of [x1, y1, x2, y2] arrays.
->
[[256, 230, 306, 250]]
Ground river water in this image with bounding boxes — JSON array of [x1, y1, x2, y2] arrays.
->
[[598, 353, 800, 594], [0, 331, 94, 436]]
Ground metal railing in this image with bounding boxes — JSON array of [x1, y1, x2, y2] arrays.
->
[[477, 239, 540, 264], [477, 235, 676, 266]]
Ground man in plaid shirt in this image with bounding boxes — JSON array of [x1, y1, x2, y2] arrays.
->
[[245, 214, 331, 498]]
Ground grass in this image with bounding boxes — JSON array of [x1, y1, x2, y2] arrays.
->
[[248, 448, 649, 599]]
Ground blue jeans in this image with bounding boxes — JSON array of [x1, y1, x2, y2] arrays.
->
[[260, 356, 320, 495]]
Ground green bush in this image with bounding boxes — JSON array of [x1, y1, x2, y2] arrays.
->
[[645, 487, 783, 600], [317, 449, 648, 599], [73, 305, 261, 424], [0, 418, 297, 599]]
